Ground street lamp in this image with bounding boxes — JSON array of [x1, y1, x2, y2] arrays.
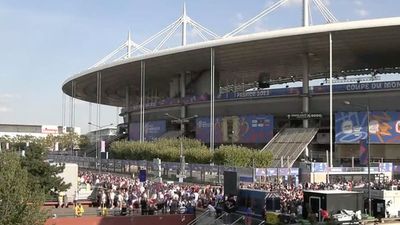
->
[[164, 113, 198, 183], [343, 100, 371, 215], [88, 122, 113, 173]]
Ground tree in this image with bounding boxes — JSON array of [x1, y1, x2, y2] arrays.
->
[[20, 143, 71, 196], [0, 152, 47, 225], [78, 135, 90, 151]]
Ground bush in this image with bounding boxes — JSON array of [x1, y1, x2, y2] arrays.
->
[[111, 139, 272, 167]]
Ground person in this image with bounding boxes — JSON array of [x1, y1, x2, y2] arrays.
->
[[75, 203, 84, 217], [320, 209, 329, 222], [63, 194, 69, 208], [297, 204, 303, 218], [140, 196, 148, 215], [58, 191, 65, 208], [207, 203, 216, 217], [245, 206, 252, 225]]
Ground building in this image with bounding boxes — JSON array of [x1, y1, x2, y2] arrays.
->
[[61, 2, 400, 169], [0, 124, 81, 138], [86, 127, 117, 144]]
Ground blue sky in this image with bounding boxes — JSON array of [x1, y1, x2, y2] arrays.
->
[[0, 0, 399, 133]]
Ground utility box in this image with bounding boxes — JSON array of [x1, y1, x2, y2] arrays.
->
[[303, 190, 363, 219]]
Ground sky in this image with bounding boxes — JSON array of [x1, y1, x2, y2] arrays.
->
[[0, 0, 399, 133]]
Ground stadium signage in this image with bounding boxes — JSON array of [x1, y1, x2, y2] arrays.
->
[[287, 113, 322, 119]]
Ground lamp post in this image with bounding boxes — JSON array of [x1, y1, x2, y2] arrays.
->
[[88, 122, 113, 173], [343, 100, 371, 215], [164, 113, 198, 183]]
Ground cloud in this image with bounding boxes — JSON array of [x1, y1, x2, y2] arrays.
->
[[355, 9, 368, 17], [0, 106, 12, 112], [235, 12, 244, 21], [354, 0, 363, 6], [0, 93, 16, 99], [0, 93, 18, 103]]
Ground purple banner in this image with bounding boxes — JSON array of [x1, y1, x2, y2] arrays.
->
[[195, 114, 273, 144], [129, 120, 166, 141], [336, 111, 400, 143], [238, 115, 274, 143], [195, 117, 223, 143]]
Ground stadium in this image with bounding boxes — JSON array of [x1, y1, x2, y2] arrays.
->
[[62, 0, 400, 174]]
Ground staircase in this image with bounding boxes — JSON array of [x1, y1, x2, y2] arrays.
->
[[262, 128, 319, 167]]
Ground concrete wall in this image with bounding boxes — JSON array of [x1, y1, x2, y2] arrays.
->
[[57, 163, 78, 201]]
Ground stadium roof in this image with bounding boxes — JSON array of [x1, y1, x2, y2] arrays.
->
[[63, 17, 400, 106]]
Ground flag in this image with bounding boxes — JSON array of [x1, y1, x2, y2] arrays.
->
[[101, 140, 106, 152], [359, 139, 368, 165]]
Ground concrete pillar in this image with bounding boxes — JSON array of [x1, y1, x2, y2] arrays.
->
[[302, 54, 310, 157], [180, 73, 186, 134]]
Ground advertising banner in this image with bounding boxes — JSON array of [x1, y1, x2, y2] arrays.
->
[[129, 120, 166, 141], [129, 123, 140, 141], [369, 111, 400, 143], [256, 168, 267, 177], [336, 111, 400, 143], [335, 112, 368, 143], [237, 115, 274, 143], [196, 114, 273, 144], [195, 117, 224, 143], [41, 125, 59, 134], [266, 168, 278, 176], [379, 163, 393, 172], [312, 162, 327, 172], [101, 140, 106, 152]]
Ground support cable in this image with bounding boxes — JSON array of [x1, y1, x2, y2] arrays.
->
[[224, 0, 288, 37], [154, 21, 182, 51]]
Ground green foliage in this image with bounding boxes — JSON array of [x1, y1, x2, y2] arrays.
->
[[0, 133, 83, 151], [110, 138, 213, 164], [110, 139, 272, 167], [0, 152, 47, 225], [78, 135, 90, 150], [214, 145, 272, 167], [20, 143, 71, 195]]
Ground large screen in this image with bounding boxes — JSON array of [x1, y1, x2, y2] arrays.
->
[[195, 114, 274, 144], [129, 120, 166, 141], [335, 111, 400, 143]]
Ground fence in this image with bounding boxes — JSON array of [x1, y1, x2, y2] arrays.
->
[[48, 154, 246, 184]]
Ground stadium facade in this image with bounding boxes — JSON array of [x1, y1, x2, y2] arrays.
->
[[62, 1, 400, 169]]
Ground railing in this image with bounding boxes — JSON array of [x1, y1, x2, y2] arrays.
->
[[123, 80, 400, 112], [49, 155, 390, 183], [187, 210, 210, 225]]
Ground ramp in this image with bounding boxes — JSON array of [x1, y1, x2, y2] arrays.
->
[[262, 128, 318, 168]]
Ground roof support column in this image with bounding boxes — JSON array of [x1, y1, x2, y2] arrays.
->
[[62, 93, 66, 128], [302, 53, 310, 158], [329, 32, 333, 168], [140, 61, 146, 143], [180, 73, 186, 135], [96, 72, 102, 165], [210, 48, 215, 154], [303, 0, 310, 27], [70, 80, 76, 129], [125, 86, 130, 140], [88, 103, 92, 132], [70, 80, 76, 154]]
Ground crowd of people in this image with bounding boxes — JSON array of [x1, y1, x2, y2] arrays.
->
[[76, 171, 400, 218], [78, 171, 222, 215]]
